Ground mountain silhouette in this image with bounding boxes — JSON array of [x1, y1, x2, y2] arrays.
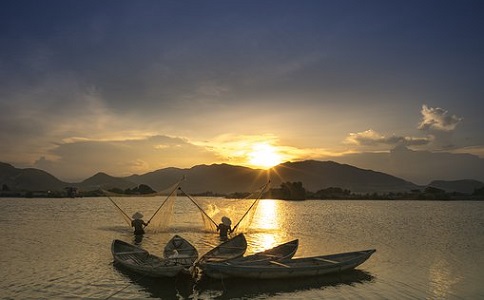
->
[[1, 160, 482, 194], [0, 162, 68, 191]]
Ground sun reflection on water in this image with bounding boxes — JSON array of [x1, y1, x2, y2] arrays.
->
[[245, 199, 282, 253], [251, 234, 277, 253], [254, 199, 279, 230], [428, 258, 461, 298]]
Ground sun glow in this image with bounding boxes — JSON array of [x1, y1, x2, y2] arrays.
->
[[248, 143, 283, 168]]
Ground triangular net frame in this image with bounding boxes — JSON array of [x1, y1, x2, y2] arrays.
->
[[103, 178, 183, 233], [179, 181, 270, 233]]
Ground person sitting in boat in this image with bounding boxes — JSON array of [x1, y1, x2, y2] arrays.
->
[[217, 216, 233, 240], [131, 211, 149, 235]]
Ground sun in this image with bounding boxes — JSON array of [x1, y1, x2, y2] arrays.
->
[[248, 143, 283, 169]]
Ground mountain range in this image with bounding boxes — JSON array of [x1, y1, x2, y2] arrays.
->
[[1, 160, 483, 195]]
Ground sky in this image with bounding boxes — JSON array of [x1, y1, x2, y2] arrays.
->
[[1, 0, 484, 184]]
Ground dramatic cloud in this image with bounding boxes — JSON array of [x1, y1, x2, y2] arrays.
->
[[1, 2, 483, 184], [345, 130, 430, 147], [417, 105, 464, 150], [418, 105, 462, 132]]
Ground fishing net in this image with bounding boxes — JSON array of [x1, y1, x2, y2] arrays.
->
[[231, 183, 268, 234], [232, 198, 260, 233], [104, 178, 183, 233], [146, 182, 178, 233], [201, 203, 219, 232], [180, 182, 270, 233]]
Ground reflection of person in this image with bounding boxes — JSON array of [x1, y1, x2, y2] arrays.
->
[[217, 216, 233, 240], [131, 212, 149, 235]]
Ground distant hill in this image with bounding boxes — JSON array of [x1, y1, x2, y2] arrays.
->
[[127, 164, 269, 194], [0, 162, 69, 191], [428, 179, 484, 194], [126, 167, 187, 191], [78, 172, 137, 190], [1, 160, 424, 194], [269, 160, 419, 193], [128, 161, 420, 194]]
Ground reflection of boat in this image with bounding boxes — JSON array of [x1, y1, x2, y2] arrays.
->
[[195, 269, 375, 299], [221, 239, 298, 264], [196, 233, 247, 264], [200, 249, 376, 279], [111, 235, 198, 277], [112, 262, 196, 299]]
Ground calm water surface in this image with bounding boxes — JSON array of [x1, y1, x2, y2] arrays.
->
[[1, 197, 483, 299]]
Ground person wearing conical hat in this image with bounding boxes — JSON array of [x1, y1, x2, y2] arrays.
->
[[217, 216, 233, 240], [131, 211, 149, 235]]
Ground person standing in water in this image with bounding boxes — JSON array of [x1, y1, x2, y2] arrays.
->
[[131, 212, 149, 235], [217, 216, 233, 240]]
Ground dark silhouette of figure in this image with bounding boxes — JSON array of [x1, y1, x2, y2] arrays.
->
[[217, 216, 233, 240], [131, 212, 149, 235], [133, 234, 143, 245]]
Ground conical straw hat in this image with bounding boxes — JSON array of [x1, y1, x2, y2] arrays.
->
[[132, 212, 143, 219], [222, 216, 232, 226]]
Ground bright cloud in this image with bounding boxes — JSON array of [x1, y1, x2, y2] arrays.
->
[[418, 105, 462, 132], [345, 129, 430, 147]]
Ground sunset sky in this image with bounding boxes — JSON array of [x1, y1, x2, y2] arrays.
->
[[1, 0, 483, 184]]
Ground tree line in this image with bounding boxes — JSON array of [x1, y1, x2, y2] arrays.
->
[[262, 181, 484, 201], [2, 181, 484, 200]]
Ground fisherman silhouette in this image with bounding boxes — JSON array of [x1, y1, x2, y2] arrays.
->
[[217, 216, 233, 240], [131, 212, 149, 235]]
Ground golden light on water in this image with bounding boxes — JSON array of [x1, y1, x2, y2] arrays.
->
[[256, 234, 277, 252], [255, 199, 279, 230], [428, 258, 461, 298], [248, 199, 281, 253]]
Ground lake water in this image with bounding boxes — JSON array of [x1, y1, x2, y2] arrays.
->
[[1, 197, 483, 299]]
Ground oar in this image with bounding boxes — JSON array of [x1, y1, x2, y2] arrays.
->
[[269, 260, 291, 268]]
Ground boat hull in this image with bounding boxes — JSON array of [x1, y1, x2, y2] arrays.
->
[[227, 239, 298, 265], [196, 233, 247, 265], [202, 249, 376, 279], [112, 236, 198, 278], [163, 234, 199, 266]]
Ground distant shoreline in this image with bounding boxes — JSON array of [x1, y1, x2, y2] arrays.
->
[[1, 193, 482, 201]]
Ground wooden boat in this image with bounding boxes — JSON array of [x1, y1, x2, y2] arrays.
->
[[196, 233, 247, 265], [200, 249, 376, 279], [227, 239, 299, 264], [163, 234, 199, 266], [112, 235, 198, 277]]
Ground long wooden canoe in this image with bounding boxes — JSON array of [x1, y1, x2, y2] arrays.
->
[[112, 235, 198, 277], [201, 249, 376, 279], [196, 233, 247, 265]]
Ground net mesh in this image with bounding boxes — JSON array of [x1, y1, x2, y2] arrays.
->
[[182, 182, 269, 233], [104, 179, 182, 232], [146, 186, 177, 233], [201, 203, 219, 232]]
